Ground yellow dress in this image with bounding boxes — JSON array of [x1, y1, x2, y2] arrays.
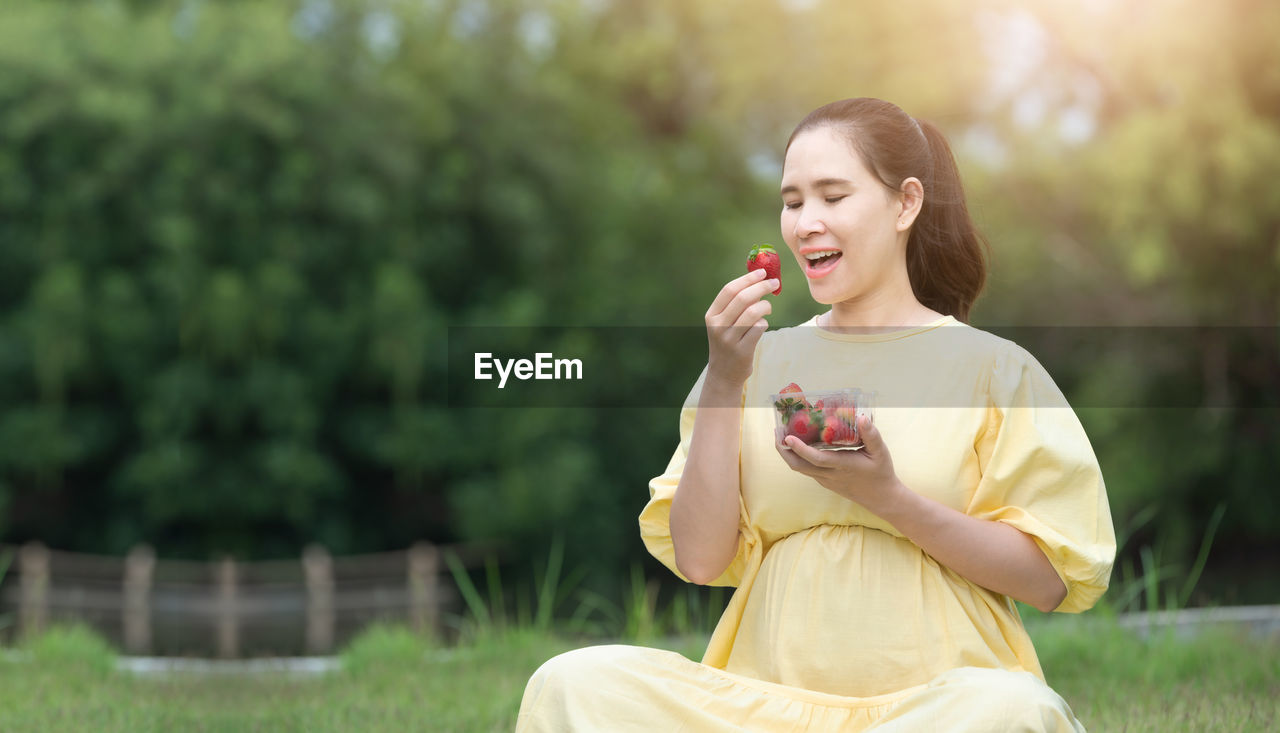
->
[[518, 316, 1116, 731]]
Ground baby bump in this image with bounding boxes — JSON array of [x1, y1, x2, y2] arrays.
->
[[724, 524, 1027, 698]]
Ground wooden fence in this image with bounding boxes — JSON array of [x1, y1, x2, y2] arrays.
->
[[0, 541, 481, 657]]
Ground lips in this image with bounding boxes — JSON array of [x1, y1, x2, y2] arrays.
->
[[804, 251, 843, 278]]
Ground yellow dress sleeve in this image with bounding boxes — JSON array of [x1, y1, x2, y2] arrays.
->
[[968, 343, 1117, 613], [638, 366, 759, 587]]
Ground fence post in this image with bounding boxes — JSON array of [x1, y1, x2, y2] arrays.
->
[[216, 556, 238, 658], [408, 542, 439, 636], [303, 544, 334, 655], [123, 544, 155, 655], [18, 542, 50, 638]]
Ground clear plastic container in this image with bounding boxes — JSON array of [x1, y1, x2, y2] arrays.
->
[[770, 388, 877, 450]]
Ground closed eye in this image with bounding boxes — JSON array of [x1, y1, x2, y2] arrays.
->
[[783, 201, 802, 210], [824, 196, 846, 204]]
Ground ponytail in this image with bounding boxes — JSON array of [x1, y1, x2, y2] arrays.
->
[[907, 119, 988, 323]]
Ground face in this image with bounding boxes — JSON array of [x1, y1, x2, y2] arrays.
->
[[779, 125, 916, 306]]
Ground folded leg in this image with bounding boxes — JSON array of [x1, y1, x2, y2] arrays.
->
[[868, 666, 1085, 733]]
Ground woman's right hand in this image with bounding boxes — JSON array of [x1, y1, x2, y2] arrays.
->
[[704, 268, 778, 390]]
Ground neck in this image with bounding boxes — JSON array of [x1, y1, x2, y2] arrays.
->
[[824, 289, 941, 331]]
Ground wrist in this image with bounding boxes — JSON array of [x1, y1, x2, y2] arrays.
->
[[871, 478, 918, 527], [701, 374, 746, 407]]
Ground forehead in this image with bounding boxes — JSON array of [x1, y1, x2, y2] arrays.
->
[[780, 126, 874, 187]]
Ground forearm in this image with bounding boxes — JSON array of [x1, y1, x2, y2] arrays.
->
[[875, 482, 1068, 612], [670, 377, 745, 585]]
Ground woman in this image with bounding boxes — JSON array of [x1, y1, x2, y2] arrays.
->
[[517, 98, 1115, 731]]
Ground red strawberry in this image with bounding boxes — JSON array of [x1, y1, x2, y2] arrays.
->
[[820, 407, 859, 446], [747, 244, 782, 295], [774, 382, 810, 416], [819, 420, 839, 446], [786, 409, 822, 444]]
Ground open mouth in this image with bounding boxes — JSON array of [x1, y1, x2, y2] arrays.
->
[[804, 250, 843, 278]]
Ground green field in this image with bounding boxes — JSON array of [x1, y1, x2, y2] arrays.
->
[[0, 619, 1276, 732]]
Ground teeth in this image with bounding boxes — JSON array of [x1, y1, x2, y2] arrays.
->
[[804, 251, 840, 261]]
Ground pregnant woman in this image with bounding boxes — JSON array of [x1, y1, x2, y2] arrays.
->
[[517, 97, 1115, 732]]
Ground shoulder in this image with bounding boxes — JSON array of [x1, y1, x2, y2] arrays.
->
[[954, 324, 1067, 407], [937, 321, 1042, 370], [945, 320, 1016, 353]]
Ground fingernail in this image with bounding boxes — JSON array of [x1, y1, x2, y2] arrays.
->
[[770, 279, 780, 288]]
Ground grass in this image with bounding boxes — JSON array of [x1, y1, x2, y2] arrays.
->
[[1028, 616, 1279, 731], [0, 618, 1275, 732], [0, 624, 573, 732], [0, 514, 1271, 731]]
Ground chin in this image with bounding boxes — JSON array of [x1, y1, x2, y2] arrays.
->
[[805, 282, 842, 306]]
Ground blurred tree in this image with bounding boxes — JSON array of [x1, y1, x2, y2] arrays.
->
[[0, 0, 773, 571], [0, 0, 1274, 608], [959, 0, 1280, 598]]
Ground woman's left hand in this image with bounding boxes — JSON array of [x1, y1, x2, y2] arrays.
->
[[775, 415, 906, 514]]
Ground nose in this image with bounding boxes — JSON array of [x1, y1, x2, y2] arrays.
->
[[794, 206, 826, 239]]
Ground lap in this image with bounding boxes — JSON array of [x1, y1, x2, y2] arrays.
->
[[518, 645, 1084, 732]]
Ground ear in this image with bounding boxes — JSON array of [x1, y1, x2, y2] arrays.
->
[[896, 177, 924, 232]]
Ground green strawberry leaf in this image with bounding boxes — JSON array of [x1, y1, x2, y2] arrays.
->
[[748, 243, 776, 262]]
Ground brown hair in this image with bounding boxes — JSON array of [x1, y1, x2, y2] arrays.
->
[[786, 98, 988, 323]]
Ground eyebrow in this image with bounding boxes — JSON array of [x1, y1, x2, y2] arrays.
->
[[779, 177, 855, 196]]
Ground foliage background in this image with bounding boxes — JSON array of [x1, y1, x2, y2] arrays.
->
[[0, 0, 1276, 607]]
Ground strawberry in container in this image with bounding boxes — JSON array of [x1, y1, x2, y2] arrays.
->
[[771, 384, 876, 450]]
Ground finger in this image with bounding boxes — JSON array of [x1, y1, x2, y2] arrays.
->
[[775, 438, 818, 474], [717, 277, 781, 326], [720, 299, 771, 349], [783, 436, 840, 471], [734, 317, 769, 350], [786, 436, 838, 468], [732, 298, 772, 330], [710, 311, 768, 351], [858, 415, 883, 452], [707, 269, 768, 319]]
